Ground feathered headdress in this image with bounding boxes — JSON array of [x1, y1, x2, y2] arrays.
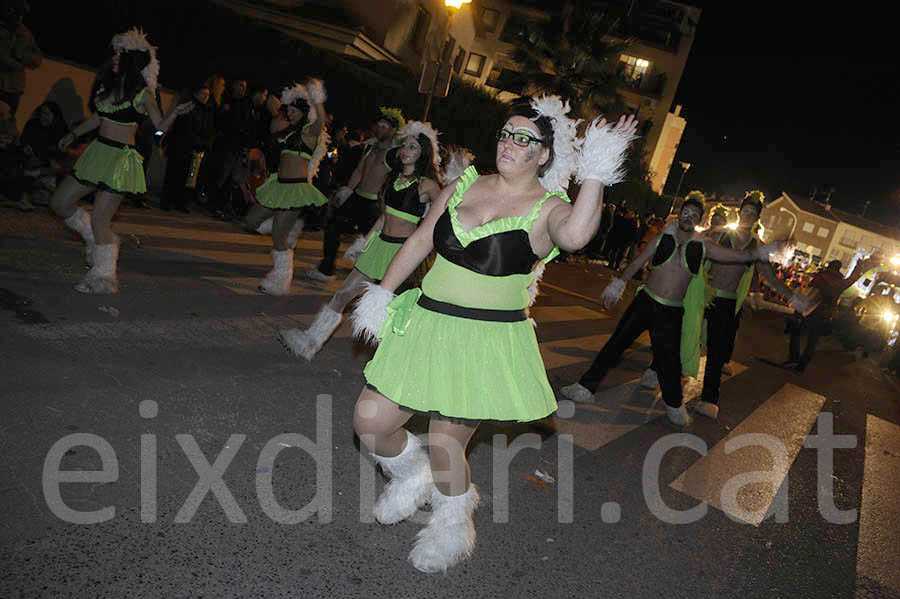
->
[[378, 106, 406, 132], [529, 95, 583, 194], [741, 189, 765, 214], [279, 83, 315, 124], [683, 190, 707, 213], [111, 27, 160, 90], [398, 120, 441, 172], [439, 146, 475, 186], [710, 203, 729, 220]]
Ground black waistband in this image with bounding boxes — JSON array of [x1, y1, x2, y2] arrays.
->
[[379, 232, 408, 244], [277, 176, 308, 184], [97, 136, 134, 149], [416, 294, 526, 322]]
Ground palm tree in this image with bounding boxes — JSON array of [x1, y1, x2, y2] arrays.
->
[[509, 0, 630, 119]]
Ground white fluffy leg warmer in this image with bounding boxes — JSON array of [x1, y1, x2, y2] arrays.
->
[[286, 219, 304, 249], [372, 430, 433, 525], [63, 207, 95, 266], [351, 282, 395, 345], [342, 235, 367, 263], [75, 240, 119, 294], [259, 249, 294, 295], [408, 484, 479, 573], [255, 217, 273, 235], [278, 305, 342, 360]]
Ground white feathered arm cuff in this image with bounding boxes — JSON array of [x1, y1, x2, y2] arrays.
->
[[305, 79, 327, 104], [343, 234, 368, 263], [601, 278, 626, 308], [351, 283, 396, 345], [576, 117, 639, 185]]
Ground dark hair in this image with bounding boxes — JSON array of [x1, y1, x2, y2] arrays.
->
[[91, 49, 150, 111], [505, 99, 555, 177], [281, 96, 310, 129], [380, 133, 438, 197], [31, 101, 65, 125]]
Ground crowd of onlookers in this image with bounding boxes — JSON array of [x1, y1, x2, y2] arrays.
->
[[581, 202, 667, 272]]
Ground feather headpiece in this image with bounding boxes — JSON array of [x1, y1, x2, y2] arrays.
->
[[398, 120, 441, 172], [439, 146, 475, 186], [280, 83, 315, 124], [111, 27, 160, 90], [378, 106, 406, 132], [529, 95, 583, 194]]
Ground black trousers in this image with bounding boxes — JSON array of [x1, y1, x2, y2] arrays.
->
[[701, 296, 741, 405], [579, 289, 684, 407], [316, 192, 381, 275], [789, 313, 829, 368], [162, 151, 192, 210]]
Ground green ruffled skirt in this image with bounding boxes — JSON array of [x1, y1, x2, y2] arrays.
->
[[354, 232, 404, 281], [363, 288, 558, 422], [73, 138, 146, 194], [256, 174, 328, 209]]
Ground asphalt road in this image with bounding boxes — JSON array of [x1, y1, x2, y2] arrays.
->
[[1, 203, 899, 598]]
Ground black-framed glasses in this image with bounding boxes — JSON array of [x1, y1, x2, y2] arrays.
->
[[496, 128, 545, 147]]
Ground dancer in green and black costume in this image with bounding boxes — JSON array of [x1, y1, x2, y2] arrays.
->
[[561, 191, 792, 426], [277, 121, 445, 359], [242, 80, 329, 295], [348, 96, 638, 572], [694, 191, 814, 419], [51, 28, 192, 294]]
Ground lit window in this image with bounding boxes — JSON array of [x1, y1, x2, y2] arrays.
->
[[817, 227, 829, 237], [481, 8, 500, 33], [802, 222, 814, 233], [465, 53, 487, 77], [620, 54, 650, 83]]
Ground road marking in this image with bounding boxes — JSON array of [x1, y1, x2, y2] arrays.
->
[[669, 383, 825, 526], [856, 414, 900, 593], [541, 281, 607, 306]]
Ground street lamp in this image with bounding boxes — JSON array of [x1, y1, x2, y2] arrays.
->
[[667, 161, 691, 217], [423, 0, 472, 121], [779, 206, 798, 239]]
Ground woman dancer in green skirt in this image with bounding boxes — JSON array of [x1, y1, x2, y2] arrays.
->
[[243, 80, 328, 295], [277, 121, 444, 359], [350, 96, 639, 572], [52, 28, 192, 293]]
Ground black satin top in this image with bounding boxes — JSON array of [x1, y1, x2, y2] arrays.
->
[[94, 86, 146, 125], [276, 127, 315, 156], [385, 179, 426, 220], [650, 233, 704, 275], [433, 209, 539, 277]]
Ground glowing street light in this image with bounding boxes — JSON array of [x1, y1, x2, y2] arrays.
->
[[423, 0, 472, 120]]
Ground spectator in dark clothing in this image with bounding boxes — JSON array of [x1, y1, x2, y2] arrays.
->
[[586, 202, 615, 259], [606, 208, 635, 270], [209, 85, 268, 218], [0, 0, 41, 118], [20, 101, 66, 163], [782, 257, 878, 372], [162, 85, 216, 212]]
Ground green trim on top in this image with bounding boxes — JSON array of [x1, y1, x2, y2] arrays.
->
[[356, 189, 379, 200], [712, 287, 738, 299], [393, 175, 419, 191], [447, 166, 570, 263], [385, 205, 420, 224]]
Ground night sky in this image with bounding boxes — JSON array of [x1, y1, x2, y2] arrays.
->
[[669, 2, 900, 226]]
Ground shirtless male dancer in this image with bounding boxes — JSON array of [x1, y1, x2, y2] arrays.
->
[[306, 107, 404, 282], [560, 191, 791, 426]]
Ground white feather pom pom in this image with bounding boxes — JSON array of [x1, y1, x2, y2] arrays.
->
[[351, 283, 396, 345], [307, 127, 330, 182], [305, 78, 327, 104], [575, 117, 639, 185], [343, 235, 367, 263], [439, 146, 474, 186], [601, 278, 626, 308], [530, 95, 582, 193]]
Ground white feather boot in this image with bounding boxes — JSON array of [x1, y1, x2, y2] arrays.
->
[[371, 431, 433, 525], [278, 305, 342, 360], [408, 484, 479, 573], [259, 249, 294, 295], [75, 241, 119, 294], [63, 208, 95, 266], [286, 219, 304, 249], [255, 217, 273, 235]]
